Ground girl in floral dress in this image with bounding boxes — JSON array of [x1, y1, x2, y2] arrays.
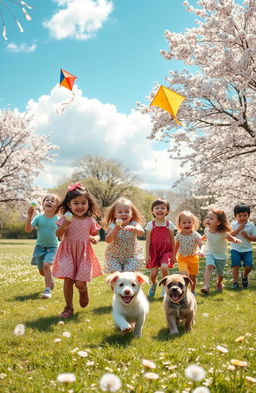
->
[[53, 183, 102, 318], [103, 198, 144, 273]]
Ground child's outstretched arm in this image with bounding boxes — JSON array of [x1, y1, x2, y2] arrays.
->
[[145, 230, 151, 266], [25, 206, 35, 232], [124, 223, 144, 236], [196, 236, 204, 257], [105, 224, 122, 243], [241, 232, 256, 242], [56, 219, 71, 238], [226, 233, 242, 244], [89, 230, 100, 244], [170, 230, 176, 264]]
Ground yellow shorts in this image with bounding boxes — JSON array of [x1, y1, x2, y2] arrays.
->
[[177, 254, 199, 276]]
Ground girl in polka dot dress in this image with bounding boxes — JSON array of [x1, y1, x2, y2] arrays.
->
[[103, 198, 144, 273], [52, 183, 102, 318], [175, 210, 203, 293]]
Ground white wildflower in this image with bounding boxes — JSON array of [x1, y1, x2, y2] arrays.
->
[[100, 373, 122, 392], [142, 359, 156, 369], [54, 338, 61, 343], [14, 324, 25, 336], [143, 372, 159, 380], [246, 376, 256, 383], [63, 331, 71, 338], [77, 351, 88, 358], [57, 373, 76, 383], [192, 387, 210, 393], [185, 364, 206, 381], [216, 345, 229, 353]]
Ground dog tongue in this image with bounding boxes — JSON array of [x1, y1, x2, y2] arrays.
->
[[171, 293, 180, 301], [122, 296, 132, 304]]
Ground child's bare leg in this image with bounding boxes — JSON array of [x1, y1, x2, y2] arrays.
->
[[43, 262, 52, 288], [232, 266, 239, 282], [75, 280, 89, 308], [160, 263, 168, 279], [216, 274, 223, 286], [63, 278, 74, 308], [243, 266, 252, 278], [203, 265, 214, 288], [189, 274, 196, 292], [150, 267, 159, 285]]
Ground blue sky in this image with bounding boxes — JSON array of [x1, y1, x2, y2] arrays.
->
[[0, 0, 196, 190]]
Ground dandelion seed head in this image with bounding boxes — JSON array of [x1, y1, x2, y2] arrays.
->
[[100, 373, 122, 392], [185, 364, 206, 381]]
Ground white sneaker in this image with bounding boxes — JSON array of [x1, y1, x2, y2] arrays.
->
[[41, 289, 52, 299]]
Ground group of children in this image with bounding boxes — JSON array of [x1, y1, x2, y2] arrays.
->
[[26, 183, 256, 318]]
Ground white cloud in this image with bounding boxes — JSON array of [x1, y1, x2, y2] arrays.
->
[[6, 42, 37, 53], [26, 85, 181, 190], [43, 0, 113, 40]]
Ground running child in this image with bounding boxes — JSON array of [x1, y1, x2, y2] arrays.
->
[[103, 197, 144, 273], [230, 204, 256, 289], [145, 198, 175, 297], [25, 194, 60, 299], [175, 210, 203, 293], [52, 183, 102, 318], [200, 209, 241, 294]]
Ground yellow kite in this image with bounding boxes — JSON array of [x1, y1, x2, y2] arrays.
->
[[150, 85, 186, 125]]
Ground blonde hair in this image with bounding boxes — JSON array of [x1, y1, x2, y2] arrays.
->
[[176, 210, 199, 232], [103, 197, 143, 229], [42, 193, 60, 207], [205, 209, 231, 233]]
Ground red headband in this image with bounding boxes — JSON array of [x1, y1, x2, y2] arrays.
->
[[68, 182, 81, 191]]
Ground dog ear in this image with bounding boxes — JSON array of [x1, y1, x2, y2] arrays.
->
[[159, 276, 168, 287], [182, 275, 193, 286], [106, 272, 120, 288], [135, 272, 149, 284]]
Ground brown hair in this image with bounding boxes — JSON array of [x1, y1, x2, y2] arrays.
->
[[56, 185, 101, 218], [151, 198, 170, 216], [207, 209, 231, 233], [103, 197, 143, 229], [176, 210, 199, 231]]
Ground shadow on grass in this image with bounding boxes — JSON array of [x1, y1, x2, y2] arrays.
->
[[92, 305, 112, 315], [153, 327, 187, 341], [12, 292, 42, 301], [101, 331, 134, 347], [26, 313, 80, 332]]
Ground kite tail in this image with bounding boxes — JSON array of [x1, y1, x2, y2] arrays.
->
[[56, 91, 75, 114]]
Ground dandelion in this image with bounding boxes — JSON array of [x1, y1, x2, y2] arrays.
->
[[57, 373, 76, 383], [192, 387, 210, 393], [63, 331, 71, 338], [246, 376, 256, 383], [54, 338, 61, 343], [230, 359, 248, 367], [100, 373, 122, 392], [216, 345, 229, 353], [77, 351, 88, 358], [142, 359, 156, 369], [143, 372, 159, 380], [14, 323, 25, 336], [185, 365, 206, 381]]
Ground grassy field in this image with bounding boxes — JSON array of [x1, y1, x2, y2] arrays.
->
[[0, 239, 256, 393]]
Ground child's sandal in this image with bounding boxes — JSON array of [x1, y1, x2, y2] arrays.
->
[[60, 306, 74, 319]]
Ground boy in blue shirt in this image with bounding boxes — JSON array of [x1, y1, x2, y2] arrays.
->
[[230, 204, 256, 289]]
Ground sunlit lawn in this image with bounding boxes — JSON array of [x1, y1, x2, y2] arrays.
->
[[0, 239, 256, 393]]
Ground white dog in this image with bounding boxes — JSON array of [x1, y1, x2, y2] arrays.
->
[[106, 271, 149, 337]]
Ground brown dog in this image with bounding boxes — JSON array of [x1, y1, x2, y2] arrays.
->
[[159, 274, 197, 335]]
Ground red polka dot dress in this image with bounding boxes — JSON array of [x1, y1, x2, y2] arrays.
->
[[53, 216, 102, 282]]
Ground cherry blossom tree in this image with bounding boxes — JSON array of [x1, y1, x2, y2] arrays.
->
[[0, 0, 32, 40], [139, 0, 256, 212], [0, 110, 58, 205]]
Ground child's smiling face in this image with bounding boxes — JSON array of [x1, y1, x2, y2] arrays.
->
[[152, 203, 169, 220], [43, 196, 58, 213], [68, 195, 89, 218], [235, 211, 249, 224], [179, 215, 193, 233], [114, 203, 132, 225]]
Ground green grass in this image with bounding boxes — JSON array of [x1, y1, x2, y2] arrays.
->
[[0, 239, 256, 393]]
